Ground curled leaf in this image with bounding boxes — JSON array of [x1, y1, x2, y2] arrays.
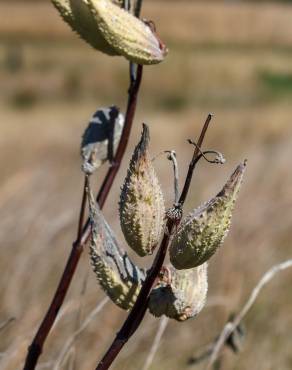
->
[[119, 124, 165, 257], [169, 161, 247, 269], [148, 264, 208, 321], [88, 186, 146, 310], [81, 106, 124, 174]]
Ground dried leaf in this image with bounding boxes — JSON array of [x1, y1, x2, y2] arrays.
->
[[81, 106, 124, 174], [119, 124, 165, 257], [88, 186, 146, 310], [148, 264, 208, 321], [170, 161, 247, 270]]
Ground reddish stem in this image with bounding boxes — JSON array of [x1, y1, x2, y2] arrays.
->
[[22, 65, 143, 370], [95, 114, 213, 370]]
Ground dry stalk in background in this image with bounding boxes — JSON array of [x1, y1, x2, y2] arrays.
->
[[141, 316, 169, 370], [205, 258, 292, 370]]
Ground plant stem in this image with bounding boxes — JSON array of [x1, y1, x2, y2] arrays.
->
[[22, 65, 143, 370], [95, 114, 213, 370], [179, 113, 213, 205]]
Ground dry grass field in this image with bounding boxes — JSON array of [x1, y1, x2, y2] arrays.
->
[[0, 1, 292, 370]]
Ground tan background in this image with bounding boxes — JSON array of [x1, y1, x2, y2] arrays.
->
[[0, 1, 292, 370]]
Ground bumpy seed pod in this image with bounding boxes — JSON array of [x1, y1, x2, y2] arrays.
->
[[88, 186, 146, 310], [81, 106, 124, 174], [119, 124, 165, 257], [51, 0, 167, 64], [87, 0, 168, 64], [148, 264, 208, 321], [51, 0, 118, 55], [51, 0, 73, 24], [169, 161, 247, 270]]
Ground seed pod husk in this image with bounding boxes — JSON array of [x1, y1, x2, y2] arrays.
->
[[81, 106, 124, 174], [87, 0, 168, 64], [170, 161, 247, 270], [88, 187, 146, 310], [119, 124, 165, 257], [148, 264, 208, 321]]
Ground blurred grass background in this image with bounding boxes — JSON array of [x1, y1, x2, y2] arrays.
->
[[1, 1, 292, 369]]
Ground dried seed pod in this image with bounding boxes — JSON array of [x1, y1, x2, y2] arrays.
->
[[169, 161, 247, 270], [81, 106, 124, 174], [88, 186, 146, 310], [87, 0, 168, 64], [148, 264, 208, 321], [119, 124, 165, 257]]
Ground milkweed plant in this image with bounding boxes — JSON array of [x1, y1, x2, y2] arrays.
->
[[23, 1, 247, 370]]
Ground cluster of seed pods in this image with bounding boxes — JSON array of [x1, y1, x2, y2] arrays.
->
[[81, 112, 246, 321], [51, 0, 167, 64]]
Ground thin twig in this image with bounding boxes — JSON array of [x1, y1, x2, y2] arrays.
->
[[206, 259, 292, 370], [134, 0, 143, 17], [142, 317, 169, 370], [53, 297, 109, 370], [179, 113, 213, 205], [76, 175, 89, 242], [23, 58, 144, 370], [69, 267, 90, 369], [165, 151, 179, 204], [95, 114, 213, 370]]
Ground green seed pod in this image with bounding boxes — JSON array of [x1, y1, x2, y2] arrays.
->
[[87, 0, 168, 64], [148, 264, 208, 321], [51, 0, 118, 55], [51, 0, 167, 64], [51, 0, 73, 24], [119, 124, 165, 257], [170, 161, 247, 270], [88, 186, 146, 310]]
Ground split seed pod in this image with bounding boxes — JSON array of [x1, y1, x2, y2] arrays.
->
[[148, 264, 208, 321], [170, 161, 247, 270], [119, 124, 165, 257], [81, 106, 124, 174], [88, 186, 146, 310]]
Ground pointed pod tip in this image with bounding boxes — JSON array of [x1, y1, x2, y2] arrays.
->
[[139, 123, 150, 153], [219, 160, 247, 197]]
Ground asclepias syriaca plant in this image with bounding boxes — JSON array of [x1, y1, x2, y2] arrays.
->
[[51, 0, 168, 64], [83, 121, 246, 321]]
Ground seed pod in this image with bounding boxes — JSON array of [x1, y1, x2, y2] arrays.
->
[[87, 0, 168, 64], [68, 0, 119, 55], [170, 161, 247, 270], [51, 0, 74, 25], [148, 264, 208, 321], [119, 124, 165, 257], [51, 0, 118, 55], [81, 106, 124, 174], [88, 186, 146, 310]]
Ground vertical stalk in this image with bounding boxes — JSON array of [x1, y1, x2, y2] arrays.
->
[[95, 115, 213, 370], [22, 61, 144, 370]]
